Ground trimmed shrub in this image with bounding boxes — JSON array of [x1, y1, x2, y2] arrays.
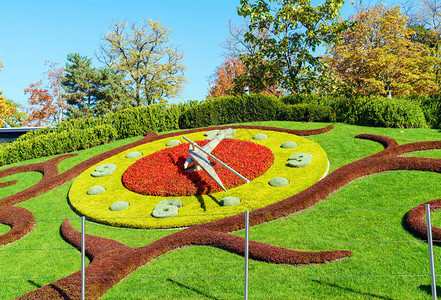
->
[[125, 151, 143, 158], [328, 97, 427, 128], [109, 201, 130, 211], [268, 177, 290, 187], [166, 140, 182, 147], [288, 153, 313, 167], [253, 133, 269, 140], [91, 164, 117, 177], [87, 186, 106, 195], [411, 95, 441, 129], [219, 196, 241, 206], [280, 141, 298, 149], [278, 103, 336, 122], [281, 95, 428, 128], [0, 125, 118, 166], [178, 94, 284, 128]]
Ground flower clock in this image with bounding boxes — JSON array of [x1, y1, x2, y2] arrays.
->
[[6, 124, 441, 299], [68, 127, 329, 229]]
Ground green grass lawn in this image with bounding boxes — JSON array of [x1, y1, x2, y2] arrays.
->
[[2, 121, 441, 299]]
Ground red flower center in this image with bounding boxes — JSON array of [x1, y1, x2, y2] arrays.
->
[[122, 139, 274, 196]]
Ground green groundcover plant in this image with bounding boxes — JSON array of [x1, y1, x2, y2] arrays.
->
[[2, 121, 441, 299]]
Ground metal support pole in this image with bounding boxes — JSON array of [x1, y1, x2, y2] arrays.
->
[[426, 204, 437, 300], [81, 216, 85, 300], [245, 211, 249, 300]]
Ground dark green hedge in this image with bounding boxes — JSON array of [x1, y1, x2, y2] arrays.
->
[[407, 95, 441, 129], [279, 104, 336, 122], [178, 95, 284, 128], [4, 93, 432, 166], [7, 103, 190, 166], [0, 125, 118, 165], [281, 95, 427, 128], [178, 94, 334, 128]]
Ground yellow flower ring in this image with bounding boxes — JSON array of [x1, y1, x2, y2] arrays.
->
[[68, 128, 329, 229]]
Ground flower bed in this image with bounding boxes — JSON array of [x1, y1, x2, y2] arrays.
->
[[122, 139, 274, 196], [68, 128, 330, 229]]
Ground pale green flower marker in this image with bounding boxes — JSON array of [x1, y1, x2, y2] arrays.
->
[[87, 186, 106, 195], [269, 177, 290, 187], [109, 201, 130, 211], [288, 153, 313, 168], [91, 164, 117, 177]]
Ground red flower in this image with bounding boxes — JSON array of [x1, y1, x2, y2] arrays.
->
[[122, 139, 274, 196]]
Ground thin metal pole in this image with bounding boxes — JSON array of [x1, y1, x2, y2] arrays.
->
[[426, 204, 437, 300], [182, 136, 250, 183], [245, 211, 249, 300], [81, 216, 85, 300]]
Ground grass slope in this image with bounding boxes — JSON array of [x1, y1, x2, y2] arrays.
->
[[1, 121, 441, 299]]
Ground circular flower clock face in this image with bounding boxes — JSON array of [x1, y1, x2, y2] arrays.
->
[[68, 128, 329, 229]]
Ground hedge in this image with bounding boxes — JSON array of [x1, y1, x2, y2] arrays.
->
[[18, 103, 190, 142], [281, 95, 428, 128], [278, 103, 336, 122], [178, 94, 284, 128], [8, 103, 191, 166], [3, 93, 433, 166], [178, 94, 334, 128], [0, 125, 118, 165]]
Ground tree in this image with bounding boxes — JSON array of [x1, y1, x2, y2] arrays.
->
[[207, 55, 282, 97], [237, 0, 349, 94], [327, 5, 437, 96], [61, 53, 130, 118], [404, 0, 441, 90], [24, 61, 67, 126], [0, 60, 26, 127], [97, 19, 186, 106], [208, 56, 247, 98]]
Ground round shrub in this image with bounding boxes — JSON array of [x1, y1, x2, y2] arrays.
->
[[204, 130, 220, 137], [152, 199, 182, 218], [157, 199, 183, 208], [109, 201, 130, 211], [87, 186, 106, 195], [281, 142, 298, 149], [288, 153, 313, 168], [253, 133, 269, 140], [125, 151, 143, 158], [166, 140, 182, 147], [223, 128, 236, 139], [91, 164, 117, 177], [152, 204, 179, 218], [219, 196, 241, 206], [269, 177, 290, 187]]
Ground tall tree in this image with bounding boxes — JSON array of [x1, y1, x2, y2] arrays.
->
[[327, 5, 437, 96], [208, 55, 282, 97], [405, 0, 441, 89], [237, 0, 349, 94], [97, 19, 186, 106], [0, 60, 26, 127], [24, 61, 67, 126], [61, 53, 130, 118]]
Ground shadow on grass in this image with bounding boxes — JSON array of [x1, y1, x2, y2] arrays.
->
[[418, 285, 441, 297], [312, 280, 394, 300], [166, 279, 220, 300], [27, 280, 42, 288]]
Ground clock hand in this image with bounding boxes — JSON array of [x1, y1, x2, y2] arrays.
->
[[188, 148, 227, 192], [182, 135, 249, 192], [184, 130, 226, 170]]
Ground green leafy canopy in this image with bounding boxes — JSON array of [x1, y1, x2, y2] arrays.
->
[[237, 0, 350, 94]]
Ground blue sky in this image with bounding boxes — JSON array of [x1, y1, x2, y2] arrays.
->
[[0, 0, 395, 108]]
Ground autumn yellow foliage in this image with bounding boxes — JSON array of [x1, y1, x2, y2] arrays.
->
[[327, 5, 438, 96]]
